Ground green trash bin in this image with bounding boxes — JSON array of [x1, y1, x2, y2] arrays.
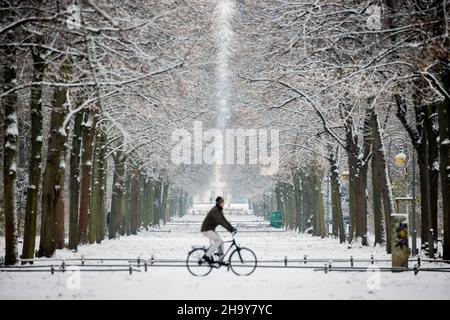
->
[[270, 211, 283, 228]]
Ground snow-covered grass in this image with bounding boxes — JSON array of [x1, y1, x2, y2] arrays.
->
[[1, 214, 450, 300]]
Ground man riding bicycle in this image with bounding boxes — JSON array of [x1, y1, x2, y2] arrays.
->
[[201, 196, 237, 264]]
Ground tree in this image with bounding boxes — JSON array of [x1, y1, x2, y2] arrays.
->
[[437, 74, 450, 259], [79, 107, 98, 244], [128, 167, 140, 234], [109, 149, 126, 238], [21, 37, 46, 261], [344, 111, 371, 245], [123, 170, 131, 236], [142, 177, 154, 229], [37, 58, 72, 257], [153, 180, 162, 227], [2, 31, 19, 265], [162, 181, 170, 224], [96, 128, 108, 242], [68, 109, 84, 250], [89, 127, 105, 243], [292, 170, 303, 233], [328, 148, 345, 244], [397, 102, 439, 243], [369, 106, 396, 251]]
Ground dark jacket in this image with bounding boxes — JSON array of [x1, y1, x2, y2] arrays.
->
[[201, 204, 234, 232]]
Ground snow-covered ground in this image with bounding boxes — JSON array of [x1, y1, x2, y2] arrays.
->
[[1, 214, 450, 300]]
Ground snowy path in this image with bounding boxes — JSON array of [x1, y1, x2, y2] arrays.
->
[[1, 214, 450, 300]]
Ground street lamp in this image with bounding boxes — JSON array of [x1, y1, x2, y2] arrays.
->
[[391, 151, 411, 267], [340, 170, 349, 182], [394, 152, 407, 167]]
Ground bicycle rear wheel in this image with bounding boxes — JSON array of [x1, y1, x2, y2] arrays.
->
[[229, 247, 257, 276], [186, 248, 213, 277]]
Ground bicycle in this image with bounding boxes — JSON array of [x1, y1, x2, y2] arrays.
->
[[186, 232, 257, 276]]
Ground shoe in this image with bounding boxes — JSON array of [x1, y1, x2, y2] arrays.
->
[[202, 255, 214, 264]]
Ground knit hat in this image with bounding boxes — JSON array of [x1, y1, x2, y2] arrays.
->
[[215, 196, 224, 205]]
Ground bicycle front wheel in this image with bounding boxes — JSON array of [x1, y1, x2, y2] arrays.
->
[[229, 247, 257, 276], [186, 248, 213, 277]]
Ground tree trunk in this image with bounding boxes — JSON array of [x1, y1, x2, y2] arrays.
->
[[153, 180, 162, 226], [371, 147, 384, 246], [168, 191, 175, 219], [290, 182, 297, 229], [275, 183, 283, 213], [418, 105, 439, 244], [54, 166, 66, 249], [142, 177, 154, 228], [416, 141, 432, 241], [178, 188, 183, 217], [347, 163, 356, 243], [123, 171, 131, 236], [317, 186, 327, 238], [350, 166, 369, 245], [329, 149, 345, 243], [68, 110, 84, 250], [22, 43, 46, 261], [293, 171, 303, 232], [183, 192, 189, 217], [300, 173, 313, 234], [162, 181, 169, 225], [96, 129, 107, 243], [370, 108, 396, 252], [312, 166, 326, 238], [346, 149, 358, 241], [2, 36, 19, 265], [129, 168, 140, 234], [282, 182, 294, 229], [37, 58, 72, 257], [425, 105, 439, 241], [345, 123, 358, 243], [89, 128, 104, 244], [345, 112, 370, 246], [109, 151, 126, 238], [438, 97, 450, 259], [138, 173, 145, 229], [78, 109, 98, 244]]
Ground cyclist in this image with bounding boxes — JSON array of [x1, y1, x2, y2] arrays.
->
[[201, 196, 236, 264]]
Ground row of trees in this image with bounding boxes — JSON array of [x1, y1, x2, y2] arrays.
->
[[1, 0, 210, 265], [236, 0, 449, 258]]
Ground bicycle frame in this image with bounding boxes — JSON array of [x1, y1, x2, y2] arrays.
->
[[206, 235, 242, 262]]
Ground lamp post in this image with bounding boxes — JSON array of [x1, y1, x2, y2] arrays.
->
[[325, 176, 331, 236], [392, 151, 410, 268], [423, 131, 435, 258], [340, 171, 350, 237]]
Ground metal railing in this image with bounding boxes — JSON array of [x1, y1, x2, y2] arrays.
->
[[1, 255, 449, 274], [144, 229, 287, 233]]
